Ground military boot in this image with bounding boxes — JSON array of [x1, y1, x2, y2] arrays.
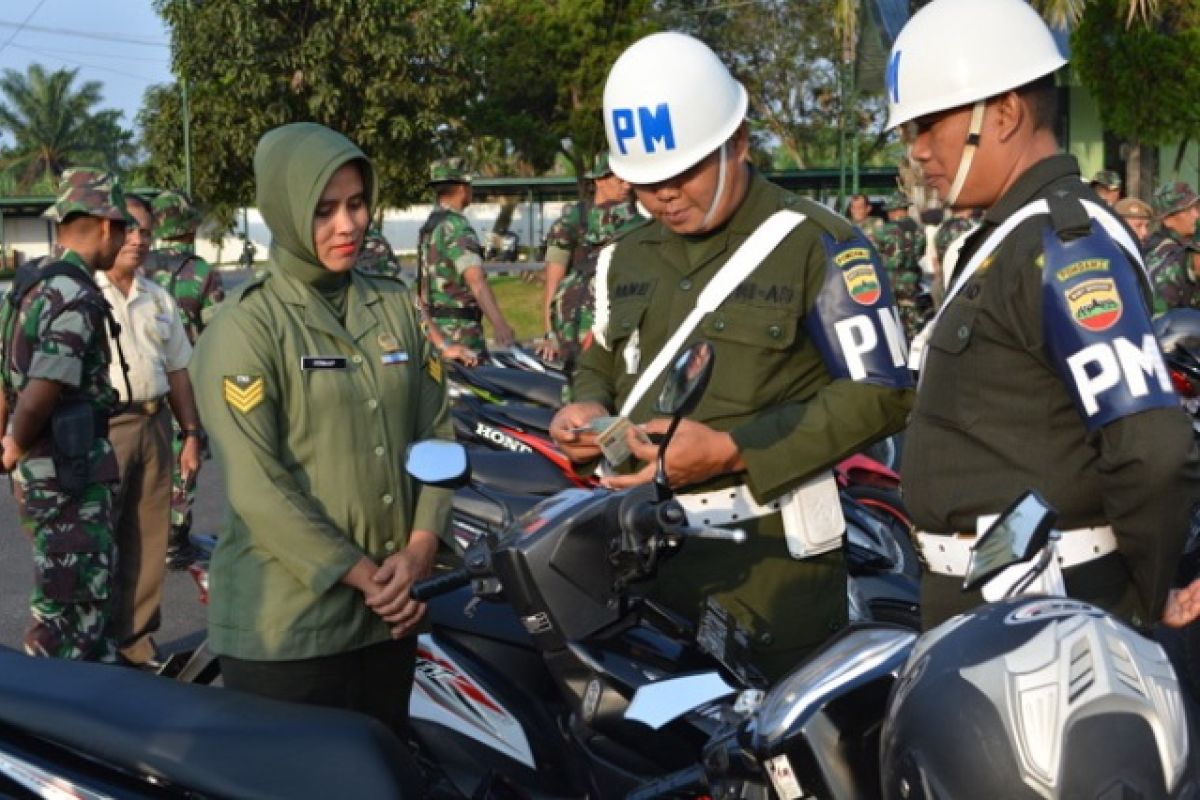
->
[[165, 525, 201, 571]]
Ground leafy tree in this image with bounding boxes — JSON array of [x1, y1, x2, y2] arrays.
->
[[1072, 0, 1200, 196], [0, 64, 136, 191], [149, 0, 475, 226], [467, 0, 656, 193]]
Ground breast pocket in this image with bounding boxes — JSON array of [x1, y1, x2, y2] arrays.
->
[[918, 302, 982, 429], [701, 306, 799, 408]]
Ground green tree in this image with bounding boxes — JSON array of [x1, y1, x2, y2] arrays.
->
[[1072, 0, 1200, 197], [467, 0, 656, 194], [0, 64, 136, 191], [149, 0, 475, 226]]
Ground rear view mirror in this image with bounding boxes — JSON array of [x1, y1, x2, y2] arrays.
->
[[405, 440, 470, 489], [654, 341, 714, 418], [962, 491, 1057, 592]]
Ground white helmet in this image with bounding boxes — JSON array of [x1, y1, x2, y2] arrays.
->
[[885, 0, 1067, 130], [603, 32, 747, 185]]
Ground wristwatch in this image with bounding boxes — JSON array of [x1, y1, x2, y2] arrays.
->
[[177, 428, 208, 446]]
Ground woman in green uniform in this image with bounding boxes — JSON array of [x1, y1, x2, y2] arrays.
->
[[189, 122, 453, 736]]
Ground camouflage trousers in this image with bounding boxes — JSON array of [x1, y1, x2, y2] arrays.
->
[[15, 457, 117, 662], [433, 318, 485, 352]]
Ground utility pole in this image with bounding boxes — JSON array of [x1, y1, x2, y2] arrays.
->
[[182, 78, 193, 197]]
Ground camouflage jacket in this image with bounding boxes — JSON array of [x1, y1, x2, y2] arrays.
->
[[354, 227, 403, 279], [144, 243, 225, 343], [0, 246, 118, 477], [418, 206, 483, 313], [1145, 229, 1200, 315], [872, 217, 928, 339], [934, 216, 977, 268], [544, 199, 641, 263]]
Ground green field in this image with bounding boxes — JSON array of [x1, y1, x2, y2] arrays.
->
[[485, 274, 545, 344]]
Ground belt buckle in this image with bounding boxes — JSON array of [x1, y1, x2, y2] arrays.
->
[[142, 398, 159, 415]]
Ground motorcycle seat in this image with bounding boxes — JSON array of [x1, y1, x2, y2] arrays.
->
[[0, 647, 416, 799], [467, 446, 575, 496], [454, 484, 543, 529], [480, 402, 556, 434], [468, 365, 565, 409]]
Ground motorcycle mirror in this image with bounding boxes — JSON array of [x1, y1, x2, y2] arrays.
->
[[962, 490, 1057, 592], [654, 341, 715, 418], [405, 440, 471, 488], [652, 342, 715, 497]]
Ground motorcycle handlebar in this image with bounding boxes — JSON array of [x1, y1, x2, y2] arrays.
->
[[410, 568, 471, 602], [678, 525, 747, 543], [626, 764, 707, 800]]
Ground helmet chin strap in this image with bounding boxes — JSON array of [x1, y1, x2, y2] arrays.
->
[[944, 101, 987, 208], [698, 141, 729, 230]]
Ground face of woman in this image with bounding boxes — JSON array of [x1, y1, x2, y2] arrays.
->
[[313, 162, 369, 272]]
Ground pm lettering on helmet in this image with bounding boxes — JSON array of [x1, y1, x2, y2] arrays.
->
[[611, 104, 677, 156]]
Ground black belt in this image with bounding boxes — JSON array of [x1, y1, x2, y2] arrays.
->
[[429, 305, 482, 322]]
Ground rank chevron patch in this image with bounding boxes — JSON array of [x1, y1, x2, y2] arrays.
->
[[223, 374, 264, 414]]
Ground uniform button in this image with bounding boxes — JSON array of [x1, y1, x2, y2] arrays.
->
[[680, 278, 693, 290], [384, 541, 397, 552], [957, 325, 970, 340], [713, 319, 726, 331], [352, 355, 364, 365], [374, 446, 385, 457], [382, 494, 394, 505], [621, 320, 632, 330], [758, 632, 774, 646], [965, 284, 981, 300], [367, 399, 378, 410], [768, 324, 782, 338]]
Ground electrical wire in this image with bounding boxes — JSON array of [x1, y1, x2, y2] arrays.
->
[[0, 0, 48, 59], [0, 18, 167, 48]]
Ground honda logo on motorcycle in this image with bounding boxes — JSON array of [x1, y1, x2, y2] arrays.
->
[[474, 422, 534, 454]]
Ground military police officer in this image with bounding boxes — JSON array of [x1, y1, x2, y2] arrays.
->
[[537, 150, 643, 367], [891, 0, 1200, 630], [418, 158, 515, 354], [1146, 182, 1200, 314], [550, 32, 913, 681], [145, 189, 225, 570], [871, 191, 928, 340], [0, 169, 128, 661]]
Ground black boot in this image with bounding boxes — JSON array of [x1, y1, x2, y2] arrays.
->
[[165, 526, 201, 571]]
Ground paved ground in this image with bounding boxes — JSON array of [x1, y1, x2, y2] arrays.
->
[[0, 460, 221, 655]]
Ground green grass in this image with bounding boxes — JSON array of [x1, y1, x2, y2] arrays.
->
[[485, 274, 545, 344]]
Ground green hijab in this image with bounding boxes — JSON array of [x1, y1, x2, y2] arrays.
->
[[254, 122, 378, 301]]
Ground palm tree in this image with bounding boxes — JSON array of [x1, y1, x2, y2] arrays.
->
[[0, 64, 135, 192]]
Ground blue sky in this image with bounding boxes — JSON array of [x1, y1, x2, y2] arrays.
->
[[0, 1, 174, 134]]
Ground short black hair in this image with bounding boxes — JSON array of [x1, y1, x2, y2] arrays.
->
[[1017, 74, 1059, 133]]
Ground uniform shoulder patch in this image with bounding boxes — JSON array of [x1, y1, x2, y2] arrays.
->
[[223, 374, 264, 414]]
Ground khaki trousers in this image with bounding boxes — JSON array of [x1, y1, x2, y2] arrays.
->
[[109, 404, 173, 664]]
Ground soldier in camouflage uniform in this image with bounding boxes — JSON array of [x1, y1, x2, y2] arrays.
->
[[145, 190, 225, 569], [0, 169, 128, 661], [354, 224, 403, 279], [1089, 169, 1122, 207], [871, 191, 929, 340], [418, 158, 515, 354], [1145, 181, 1200, 315], [537, 152, 644, 367]]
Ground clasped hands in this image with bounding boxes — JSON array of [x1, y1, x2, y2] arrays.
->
[[344, 530, 439, 639]]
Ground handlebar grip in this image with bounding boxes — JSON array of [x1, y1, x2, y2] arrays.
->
[[410, 568, 471, 601]]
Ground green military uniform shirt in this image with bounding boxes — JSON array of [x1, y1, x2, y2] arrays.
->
[[903, 154, 1200, 629], [420, 205, 486, 350], [574, 171, 913, 679], [1145, 229, 1200, 315], [190, 269, 453, 660]]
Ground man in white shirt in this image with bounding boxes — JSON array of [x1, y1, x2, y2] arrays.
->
[[100, 193, 204, 668]]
